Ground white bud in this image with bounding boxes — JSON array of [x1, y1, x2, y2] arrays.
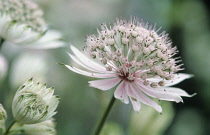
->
[[129, 24, 135, 29], [145, 36, 154, 45], [106, 66, 112, 71], [12, 78, 59, 124], [131, 31, 138, 37], [122, 37, 129, 44], [121, 57, 128, 64], [158, 81, 165, 86], [90, 53, 96, 59], [157, 51, 163, 58], [147, 59, 154, 66], [143, 80, 149, 86], [151, 82, 158, 88], [161, 54, 168, 61], [143, 47, 151, 55], [136, 36, 144, 43], [101, 58, 107, 65], [107, 30, 115, 37], [132, 45, 139, 52], [140, 73, 147, 80], [106, 38, 115, 45], [118, 26, 126, 33]]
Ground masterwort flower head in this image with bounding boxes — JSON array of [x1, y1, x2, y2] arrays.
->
[[0, 0, 64, 49], [12, 78, 59, 124], [65, 17, 195, 113]]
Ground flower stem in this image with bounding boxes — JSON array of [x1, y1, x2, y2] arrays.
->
[[4, 120, 16, 135], [94, 95, 116, 135], [0, 38, 5, 50]]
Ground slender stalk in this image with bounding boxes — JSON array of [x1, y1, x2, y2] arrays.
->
[[0, 38, 5, 50], [94, 95, 116, 135], [4, 120, 16, 135]]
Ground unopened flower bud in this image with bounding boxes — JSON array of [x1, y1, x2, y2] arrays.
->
[[143, 47, 150, 55], [122, 37, 129, 44], [151, 82, 158, 88], [158, 81, 165, 86], [12, 78, 59, 124], [136, 36, 144, 43]]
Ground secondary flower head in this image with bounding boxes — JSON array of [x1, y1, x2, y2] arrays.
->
[[0, 0, 64, 49], [65, 17, 194, 113], [12, 78, 59, 124]]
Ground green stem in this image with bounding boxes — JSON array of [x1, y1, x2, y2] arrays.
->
[[4, 120, 16, 135], [94, 95, 116, 135], [0, 38, 5, 50]]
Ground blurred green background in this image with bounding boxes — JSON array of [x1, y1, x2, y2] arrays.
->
[[0, 0, 209, 134]]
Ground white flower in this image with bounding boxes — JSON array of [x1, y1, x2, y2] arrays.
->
[[0, 0, 65, 49], [10, 52, 48, 88], [12, 78, 59, 124], [65, 17, 195, 113], [0, 104, 7, 133]]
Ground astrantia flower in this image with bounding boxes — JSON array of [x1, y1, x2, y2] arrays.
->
[[12, 78, 59, 124], [65, 17, 194, 113], [0, 0, 64, 49]]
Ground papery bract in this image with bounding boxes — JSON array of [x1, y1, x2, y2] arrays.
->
[[12, 78, 59, 124]]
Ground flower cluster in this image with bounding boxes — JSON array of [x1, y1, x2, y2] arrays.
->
[[0, 0, 64, 49], [0, 0, 46, 32], [12, 78, 59, 124], [0, 78, 59, 135], [66, 17, 194, 112]]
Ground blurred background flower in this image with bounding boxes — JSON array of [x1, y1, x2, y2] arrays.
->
[[0, 53, 8, 81], [0, 0, 209, 134]]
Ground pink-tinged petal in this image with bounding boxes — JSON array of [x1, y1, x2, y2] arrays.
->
[[65, 65, 117, 78], [88, 78, 121, 91], [67, 52, 111, 73], [114, 81, 129, 104], [129, 96, 141, 112], [134, 79, 183, 103], [70, 45, 106, 71], [147, 73, 193, 87], [164, 73, 193, 86], [129, 82, 162, 113], [158, 87, 196, 97], [126, 83, 141, 112]]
